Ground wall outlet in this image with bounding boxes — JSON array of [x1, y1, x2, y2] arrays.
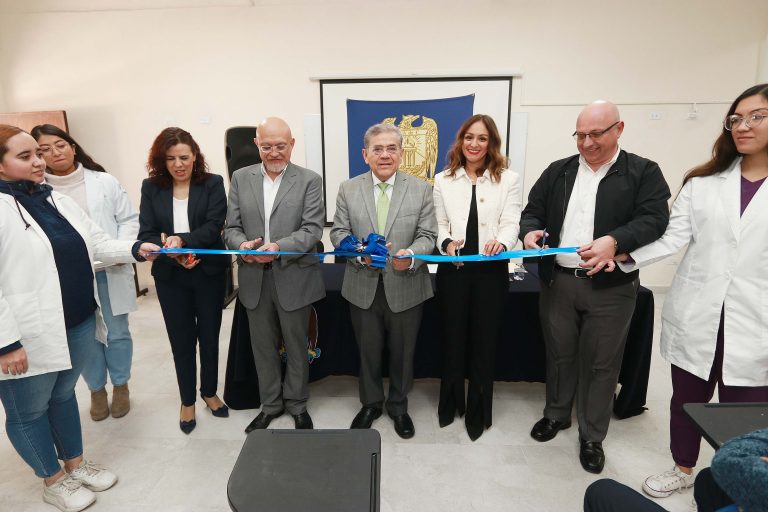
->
[[650, 112, 663, 120]]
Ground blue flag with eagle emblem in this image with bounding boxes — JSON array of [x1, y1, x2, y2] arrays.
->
[[346, 95, 475, 185]]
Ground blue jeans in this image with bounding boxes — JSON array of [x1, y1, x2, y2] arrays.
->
[[0, 315, 97, 478], [81, 271, 133, 390]]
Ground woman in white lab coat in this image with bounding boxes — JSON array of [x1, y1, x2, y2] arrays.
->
[[31, 124, 139, 422], [615, 83, 768, 499], [0, 125, 159, 512]]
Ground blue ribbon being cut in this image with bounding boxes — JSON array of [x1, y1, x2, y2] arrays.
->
[[154, 234, 579, 263]]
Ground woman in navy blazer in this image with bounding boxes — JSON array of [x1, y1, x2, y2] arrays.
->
[[139, 127, 229, 434]]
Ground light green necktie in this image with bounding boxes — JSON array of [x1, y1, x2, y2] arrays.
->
[[376, 182, 390, 234]]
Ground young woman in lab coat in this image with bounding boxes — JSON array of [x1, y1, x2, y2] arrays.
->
[[614, 84, 768, 498]]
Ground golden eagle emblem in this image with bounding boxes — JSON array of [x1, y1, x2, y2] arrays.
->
[[381, 115, 438, 185]]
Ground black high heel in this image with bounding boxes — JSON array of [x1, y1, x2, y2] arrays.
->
[[202, 395, 229, 418], [180, 405, 196, 434]]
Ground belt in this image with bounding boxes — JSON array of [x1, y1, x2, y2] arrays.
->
[[554, 264, 591, 279], [263, 262, 272, 270]]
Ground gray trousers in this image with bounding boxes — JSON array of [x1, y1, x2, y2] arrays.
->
[[348, 280, 423, 416], [539, 272, 638, 442], [244, 270, 310, 415]]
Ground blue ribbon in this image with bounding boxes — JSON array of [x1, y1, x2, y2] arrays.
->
[[154, 245, 579, 263]]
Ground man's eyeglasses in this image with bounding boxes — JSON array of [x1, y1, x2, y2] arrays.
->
[[368, 145, 400, 156], [39, 142, 72, 155], [258, 143, 289, 153], [724, 111, 767, 131], [572, 121, 620, 142]]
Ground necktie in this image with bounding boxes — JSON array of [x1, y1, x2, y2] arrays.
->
[[376, 182, 390, 234]]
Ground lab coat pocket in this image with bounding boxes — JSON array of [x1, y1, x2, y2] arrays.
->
[[661, 275, 703, 329], [6, 292, 43, 340]]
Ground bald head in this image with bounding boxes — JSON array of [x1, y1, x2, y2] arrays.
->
[[574, 100, 624, 171], [257, 116, 292, 140], [577, 100, 620, 127], [255, 116, 295, 174]]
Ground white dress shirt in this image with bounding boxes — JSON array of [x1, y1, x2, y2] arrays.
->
[[262, 164, 286, 244], [556, 148, 620, 267]]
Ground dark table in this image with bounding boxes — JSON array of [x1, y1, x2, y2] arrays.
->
[[228, 429, 380, 512], [225, 263, 654, 419], [683, 402, 768, 449]]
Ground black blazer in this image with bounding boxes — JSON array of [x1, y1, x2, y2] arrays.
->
[[519, 150, 671, 289], [139, 174, 229, 280]]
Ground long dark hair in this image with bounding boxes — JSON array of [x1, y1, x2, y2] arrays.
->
[[30, 124, 107, 173], [443, 114, 507, 182], [684, 83, 768, 185], [146, 127, 210, 188]]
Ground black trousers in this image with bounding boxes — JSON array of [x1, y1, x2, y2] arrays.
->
[[435, 261, 507, 439], [155, 267, 226, 406]]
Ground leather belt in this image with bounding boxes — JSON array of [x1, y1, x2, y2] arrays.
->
[[554, 264, 591, 279]]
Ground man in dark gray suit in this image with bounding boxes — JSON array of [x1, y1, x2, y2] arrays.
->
[[330, 124, 437, 439], [224, 117, 325, 433]]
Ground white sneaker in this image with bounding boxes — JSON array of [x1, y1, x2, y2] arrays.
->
[[43, 475, 96, 512], [67, 460, 118, 492], [642, 466, 695, 498]]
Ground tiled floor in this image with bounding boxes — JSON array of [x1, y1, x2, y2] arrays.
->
[[0, 287, 710, 511]]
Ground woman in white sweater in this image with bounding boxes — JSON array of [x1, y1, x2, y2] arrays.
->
[[432, 114, 521, 440], [31, 124, 139, 422], [0, 125, 158, 512]]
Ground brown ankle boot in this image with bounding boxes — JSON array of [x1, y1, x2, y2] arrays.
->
[[111, 384, 130, 418], [90, 388, 109, 421]]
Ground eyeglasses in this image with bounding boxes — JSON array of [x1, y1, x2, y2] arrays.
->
[[368, 145, 400, 156], [572, 121, 620, 142], [724, 111, 767, 131], [39, 141, 72, 155], [257, 143, 289, 153]]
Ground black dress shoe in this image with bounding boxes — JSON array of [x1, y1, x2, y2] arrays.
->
[[179, 419, 196, 435], [293, 411, 313, 429], [389, 412, 415, 439], [530, 417, 572, 442], [579, 439, 605, 474], [244, 409, 284, 434], [202, 395, 229, 418], [350, 407, 382, 429]]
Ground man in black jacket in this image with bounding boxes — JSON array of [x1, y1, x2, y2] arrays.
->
[[519, 101, 670, 473]]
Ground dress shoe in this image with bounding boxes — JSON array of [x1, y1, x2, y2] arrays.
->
[[530, 417, 571, 442], [389, 412, 415, 439], [579, 439, 605, 474], [179, 405, 196, 435], [179, 419, 196, 434], [350, 407, 382, 429], [244, 410, 284, 433], [202, 395, 229, 418], [292, 411, 313, 429]]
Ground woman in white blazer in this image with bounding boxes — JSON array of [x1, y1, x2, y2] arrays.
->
[[433, 114, 521, 440], [614, 84, 768, 499], [0, 125, 158, 512], [32, 124, 139, 422]]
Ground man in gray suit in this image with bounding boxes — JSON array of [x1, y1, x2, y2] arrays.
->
[[224, 117, 325, 433], [330, 123, 437, 439]]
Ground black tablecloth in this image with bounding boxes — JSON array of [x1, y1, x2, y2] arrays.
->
[[224, 263, 654, 419]]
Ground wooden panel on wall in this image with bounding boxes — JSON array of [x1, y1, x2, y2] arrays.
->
[[0, 110, 68, 132]]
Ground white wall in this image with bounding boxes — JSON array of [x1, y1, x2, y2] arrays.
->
[[1, 0, 767, 286]]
